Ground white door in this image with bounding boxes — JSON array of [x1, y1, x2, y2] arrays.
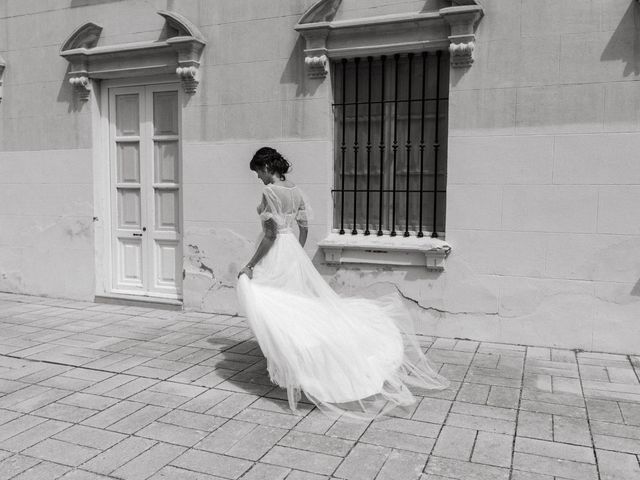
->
[[108, 84, 182, 299]]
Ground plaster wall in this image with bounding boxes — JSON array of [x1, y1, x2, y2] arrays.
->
[[0, 0, 638, 354], [434, 0, 640, 353], [181, 0, 640, 354], [0, 2, 95, 299]]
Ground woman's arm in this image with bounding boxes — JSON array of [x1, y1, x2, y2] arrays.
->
[[295, 191, 310, 247], [238, 219, 277, 279], [298, 225, 308, 247]]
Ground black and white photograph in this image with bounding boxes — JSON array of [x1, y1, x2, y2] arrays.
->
[[0, 0, 638, 478]]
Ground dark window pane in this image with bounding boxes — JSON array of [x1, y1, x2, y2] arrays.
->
[[332, 53, 448, 236]]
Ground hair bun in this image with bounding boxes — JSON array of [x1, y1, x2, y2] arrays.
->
[[250, 147, 291, 180], [270, 155, 290, 179]]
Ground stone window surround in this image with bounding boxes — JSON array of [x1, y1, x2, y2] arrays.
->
[[59, 10, 206, 101], [294, 0, 484, 79], [296, 0, 482, 269]]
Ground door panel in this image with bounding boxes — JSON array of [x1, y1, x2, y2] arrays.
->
[[117, 143, 140, 183], [117, 189, 141, 228], [154, 142, 179, 183], [156, 241, 179, 285], [119, 238, 143, 287], [109, 84, 182, 299], [155, 189, 179, 230], [153, 91, 179, 135], [115, 94, 140, 136]]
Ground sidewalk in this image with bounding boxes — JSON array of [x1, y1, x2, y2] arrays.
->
[[0, 292, 638, 480]]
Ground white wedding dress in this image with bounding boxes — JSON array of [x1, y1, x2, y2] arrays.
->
[[237, 184, 448, 418]]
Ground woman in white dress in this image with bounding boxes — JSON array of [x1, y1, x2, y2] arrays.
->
[[237, 147, 448, 419]]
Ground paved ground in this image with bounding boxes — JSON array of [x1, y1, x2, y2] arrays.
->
[[0, 293, 638, 480]]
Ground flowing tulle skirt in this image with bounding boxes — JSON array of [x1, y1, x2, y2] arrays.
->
[[236, 230, 448, 419]]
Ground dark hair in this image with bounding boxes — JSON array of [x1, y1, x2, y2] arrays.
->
[[250, 147, 291, 180]]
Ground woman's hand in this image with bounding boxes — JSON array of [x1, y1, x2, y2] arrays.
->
[[238, 266, 254, 279]]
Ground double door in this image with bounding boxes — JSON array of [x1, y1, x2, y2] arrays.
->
[[108, 84, 182, 298]]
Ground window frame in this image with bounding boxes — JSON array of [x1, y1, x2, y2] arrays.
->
[[295, 0, 484, 268], [329, 52, 450, 239]]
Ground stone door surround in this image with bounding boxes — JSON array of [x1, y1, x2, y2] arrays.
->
[[59, 11, 206, 101]]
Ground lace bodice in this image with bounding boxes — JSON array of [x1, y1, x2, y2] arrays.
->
[[257, 184, 309, 230]]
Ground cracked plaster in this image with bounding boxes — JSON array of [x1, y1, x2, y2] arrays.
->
[[311, 243, 640, 354], [178, 221, 640, 353], [183, 226, 255, 314]]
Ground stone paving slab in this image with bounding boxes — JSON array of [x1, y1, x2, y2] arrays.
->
[[0, 293, 639, 479]]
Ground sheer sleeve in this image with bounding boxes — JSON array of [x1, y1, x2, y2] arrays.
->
[[295, 188, 312, 228], [257, 187, 284, 240], [256, 187, 280, 221], [257, 194, 274, 222]]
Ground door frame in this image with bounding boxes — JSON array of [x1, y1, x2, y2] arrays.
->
[[93, 75, 184, 302]]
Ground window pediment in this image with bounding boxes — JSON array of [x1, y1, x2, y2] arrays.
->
[[61, 22, 103, 51], [295, 0, 483, 78], [60, 11, 206, 101]]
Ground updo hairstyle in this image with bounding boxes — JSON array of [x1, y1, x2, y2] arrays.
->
[[250, 147, 291, 181]]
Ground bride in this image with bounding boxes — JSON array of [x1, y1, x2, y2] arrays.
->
[[236, 147, 448, 419]]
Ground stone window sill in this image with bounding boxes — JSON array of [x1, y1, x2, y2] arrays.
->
[[317, 232, 451, 270]]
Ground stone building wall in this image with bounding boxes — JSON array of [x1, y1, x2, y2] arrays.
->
[[433, 0, 640, 353], [0, 1, 96, 299], [0, 0, 639, 353]]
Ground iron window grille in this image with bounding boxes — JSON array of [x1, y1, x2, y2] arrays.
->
[[331, 51, 449, 238]]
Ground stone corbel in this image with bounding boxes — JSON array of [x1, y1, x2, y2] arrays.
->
[[161, 11, 206, 94], [295, 0, 340, 79], [297, 27, 331, 79], [66, 57, 92, 101], [440, 5, 483, 68], [448, 40, 475, 67], [425, 249, 448, 271], [305, 54, 329, 79], [322, 246, 343, 264], [69, 75, 92, 101], [0, 56, 5, 104], [167, 34, 205, 94], [176, 65, 198, 93]]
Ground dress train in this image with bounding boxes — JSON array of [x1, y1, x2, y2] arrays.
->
[[236, 187, 448, 419]]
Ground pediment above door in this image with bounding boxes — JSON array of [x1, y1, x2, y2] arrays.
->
[[60, 11, 206, 101], [295, 0, 484, 78]]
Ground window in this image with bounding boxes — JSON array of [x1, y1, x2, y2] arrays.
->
[[331, 51, 449, 238]]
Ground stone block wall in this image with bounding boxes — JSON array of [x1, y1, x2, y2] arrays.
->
[[0, 0, 638, 353], [0, 2, 95, 298], [439, 0, 640, 353]]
